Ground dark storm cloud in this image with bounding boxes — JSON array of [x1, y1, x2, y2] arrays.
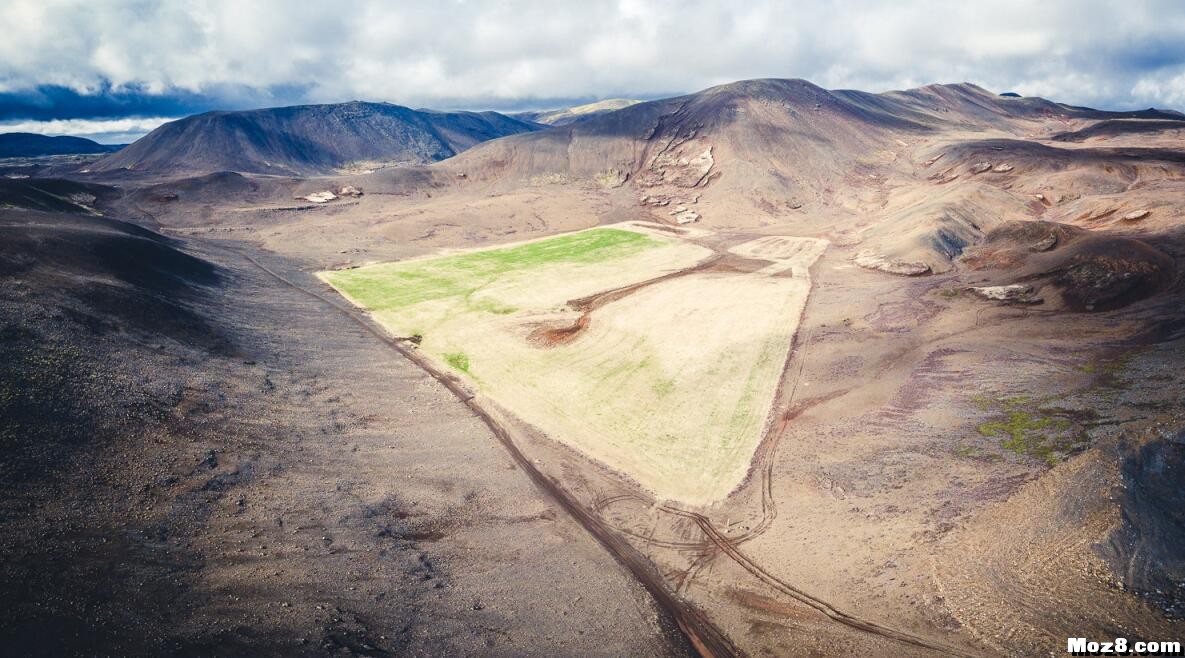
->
[[0, 84, 316, 121], [4, 0, 1185, 141]]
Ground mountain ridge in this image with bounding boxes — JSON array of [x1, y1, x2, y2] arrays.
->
[[90, 101, 540, 176], [0, 132, 120, 158]]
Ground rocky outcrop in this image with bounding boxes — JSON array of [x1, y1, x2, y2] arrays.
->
[[643, 145, 714, 188], [854, 250, 932, 276], [1030, 234, 1058, 252], [301, 191, 337, 203], [962, 219, 1175, 311], [969, 284, 1042, 304], [671, 207, 700, 224], [594, 169, 629, 189]]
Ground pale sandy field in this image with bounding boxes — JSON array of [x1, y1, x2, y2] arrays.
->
[[322, 226, 827, 504]]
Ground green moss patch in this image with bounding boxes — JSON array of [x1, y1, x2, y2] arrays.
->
[[443, 352, 470, 373], [323, 228, 658, 313], [969, 391, 1087, 465]]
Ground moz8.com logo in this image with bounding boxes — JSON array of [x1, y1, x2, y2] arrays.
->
[[1068, 637, 1183, 656]]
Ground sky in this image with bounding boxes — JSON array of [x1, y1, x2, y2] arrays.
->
[[3, 0, 1185, 143]]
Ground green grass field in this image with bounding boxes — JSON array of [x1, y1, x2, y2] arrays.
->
[[320, 227, 824, 504], [323, 228, 658, 313]]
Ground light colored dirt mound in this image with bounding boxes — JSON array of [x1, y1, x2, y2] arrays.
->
[[728, 235, 829, 274]]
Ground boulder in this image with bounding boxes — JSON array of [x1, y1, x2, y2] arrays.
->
[[302, 191, 337, 203], [1030, 234, 1058, 252], [855, 251, 932, 276]]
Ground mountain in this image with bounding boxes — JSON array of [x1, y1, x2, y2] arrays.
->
[[442, 77, 1183, 288], [452, 80, 1185, 189], [9, 76, 1185, 657], [0, 133, 120, 158], [514, 99, 642, 126], [89, 101, 541, 176]]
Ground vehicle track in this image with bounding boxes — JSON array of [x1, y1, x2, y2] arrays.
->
[[232, 242, 982, 658], [588, 255, 982, 656], [656, 503, 980, 657]]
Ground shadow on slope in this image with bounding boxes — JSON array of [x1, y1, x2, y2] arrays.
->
[[1053, 120, 1185, 143], [961, 220, 1176, 311], [0, 211, 229, 480], [0, 178, 116, 214], [1101, 432, 1185, 616]]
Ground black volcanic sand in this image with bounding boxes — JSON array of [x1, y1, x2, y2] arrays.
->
[[0, 211, 686, 657]]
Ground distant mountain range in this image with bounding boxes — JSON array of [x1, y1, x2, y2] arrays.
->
[[513, 99, 642, 126], [81, 83, 1185, 179], [89, 102, 539, 176], [0, 133, 121, 158]]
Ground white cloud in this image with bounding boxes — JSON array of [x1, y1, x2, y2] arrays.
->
[[1, 0, 1184, 112]]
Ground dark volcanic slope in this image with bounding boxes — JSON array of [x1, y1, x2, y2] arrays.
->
[[0, 132, 119, 158], [90, 101, 540, 176], [0, 212, 226, 483], [0, 178, 115, 213]]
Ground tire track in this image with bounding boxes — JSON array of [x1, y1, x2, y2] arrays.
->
[[656, 503, 980, 658], [234, 244, 980, 658]]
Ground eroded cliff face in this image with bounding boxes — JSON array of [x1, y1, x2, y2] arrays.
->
[[1102, 430, 1185, 616]]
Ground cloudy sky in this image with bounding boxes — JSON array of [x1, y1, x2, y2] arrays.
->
[[3, 0, 1185, 142]]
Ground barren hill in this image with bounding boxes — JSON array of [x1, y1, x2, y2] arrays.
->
[[449, 79, 1185, 190], [89, 101, 539, 176], [435, 79, 1183, 286]]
